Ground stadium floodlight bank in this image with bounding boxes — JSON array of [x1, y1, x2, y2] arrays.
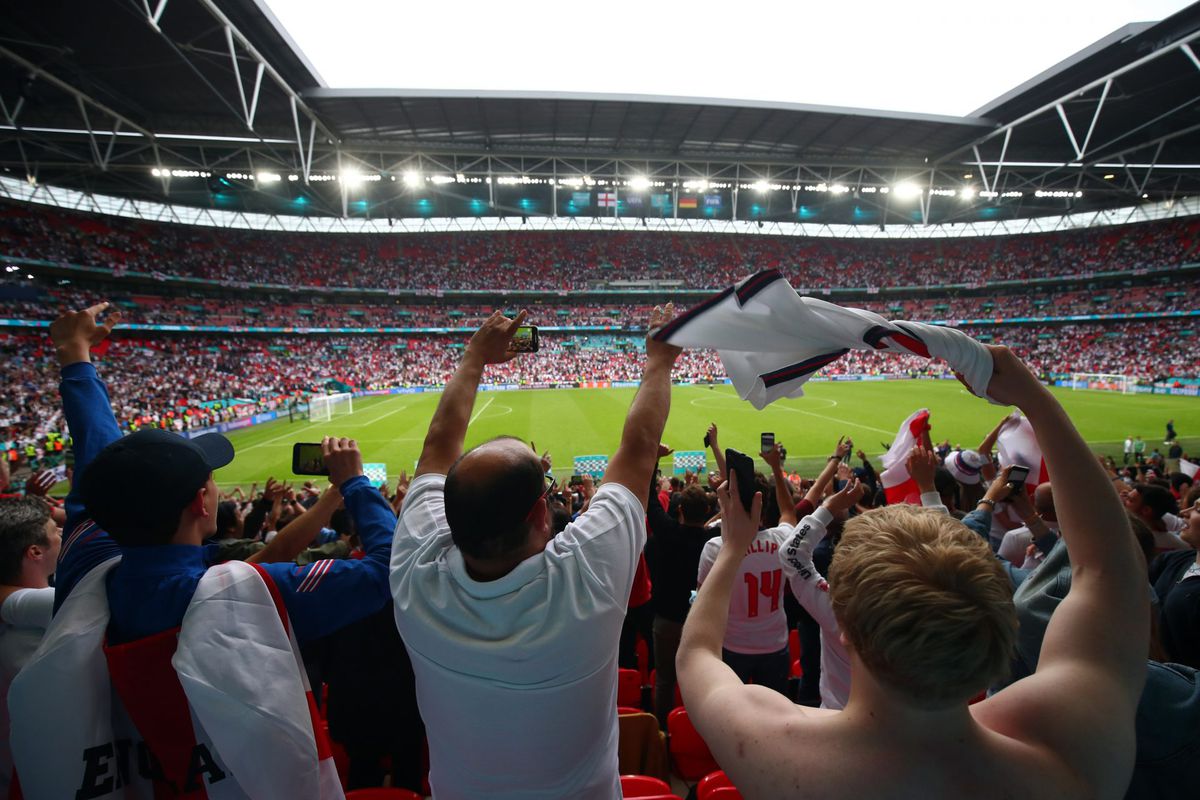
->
[[1071, 373, 1138, 394], [309, 392, 354, 422]]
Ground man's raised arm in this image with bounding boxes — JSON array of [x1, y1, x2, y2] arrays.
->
[[603, 305, 682, 509], [976, 347, 1148, 795], [52, 303, 124, 608], [414, 310, 526, 477]]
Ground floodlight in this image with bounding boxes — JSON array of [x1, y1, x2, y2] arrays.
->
[[960, 186, 976, 200], [1103, 174, 1115, 180], [628, 176, 651, 191], [256, 172, 281, 183], [751, 180, 770, 193], [340, 170, 364, 186], [403, 171, 421, 187], [892, 182, 921, 200]]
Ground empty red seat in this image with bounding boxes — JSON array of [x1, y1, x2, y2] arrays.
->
[[667, 707, 719, 782], [619, 667, 643, 708], [621, 773, 674, 797], [697, 770, 743, 800]]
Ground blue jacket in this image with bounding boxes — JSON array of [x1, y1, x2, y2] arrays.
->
[[55, 362, 394, 643]]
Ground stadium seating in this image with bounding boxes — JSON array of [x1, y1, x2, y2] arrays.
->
[[667, 708, 719, 782], [697, 770, 743, 800], [620, 774, 675, 797]]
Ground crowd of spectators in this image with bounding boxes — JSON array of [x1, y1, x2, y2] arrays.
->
[[2, 200, 1197, 291], [3, 278, 1196, 330], [2, 303, 1196, 799], [2, 318, 1196, 461]]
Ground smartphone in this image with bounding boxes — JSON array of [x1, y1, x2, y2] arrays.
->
[[1006, 464, 1031, 492], [703, 431, 711, 448], [842, 438, 854, 463], [761, 432, 775, 453], [508, 325, 540, 353], [725, 448, 756, 512], [292, 442, 329, 476], [569, 474, 584, 486]]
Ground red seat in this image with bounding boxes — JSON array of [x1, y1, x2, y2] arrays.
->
[[788, 628, 800, 663], [618, 705, 644, 715], [621, 773, 674, 797], [667, 707, 719, 782], [619, 667, 644, 708], [790, 658, 803, 678], [707, 788, 743, 799], [697, 770, 743, 800], [345, 790, 424, 800]]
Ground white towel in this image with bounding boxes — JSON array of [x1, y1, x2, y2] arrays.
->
[[650, 270, 999, 409]]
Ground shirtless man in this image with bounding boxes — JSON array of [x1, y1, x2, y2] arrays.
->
[[676, 346, 1147, 799]]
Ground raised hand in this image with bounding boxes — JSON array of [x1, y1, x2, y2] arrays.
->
[[50, 302, 123, 365], [760, 443, 784, 471], [645, 304, 682, 364], [322, 436, 365, 488], [467, 309, 528, 365], [263, 477, 286, 503], [717, 472, 762, 552], [906, 445, 939, 493], [823, 477, 865, 515], [833, 436, 851, 460], [657, 443, 674, 460]]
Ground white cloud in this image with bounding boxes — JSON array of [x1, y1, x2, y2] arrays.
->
[[265, 0, 1193, 116]]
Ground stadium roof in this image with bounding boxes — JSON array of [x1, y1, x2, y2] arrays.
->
[[1, 0, 1199, 226]]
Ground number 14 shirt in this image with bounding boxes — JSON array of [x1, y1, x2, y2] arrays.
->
[[696, 524, 794, 654]]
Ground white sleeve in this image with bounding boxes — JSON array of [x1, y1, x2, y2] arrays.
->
[[394, 473, 451, 556], [1, 587, 55, 630], [695, 537, 721, 588], [548, 482, 646, 604], [778, 507, 838, 631], [920, 491, 949, 515], [998, 527, 1032, 565]]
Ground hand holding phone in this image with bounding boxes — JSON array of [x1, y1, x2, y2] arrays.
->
[[1006, 464, 1031, 492], [507, 325, 540, 353], [761, 432, 775, 453]]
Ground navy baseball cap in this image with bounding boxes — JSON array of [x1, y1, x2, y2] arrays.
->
[[79, 430, 234, 543]]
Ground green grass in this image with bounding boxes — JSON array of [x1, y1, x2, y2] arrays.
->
[[213, 381, 1200, 488]]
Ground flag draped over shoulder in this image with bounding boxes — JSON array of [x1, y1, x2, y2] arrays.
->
[[880, 409, 932, 505], [649, 270, 998, 410]]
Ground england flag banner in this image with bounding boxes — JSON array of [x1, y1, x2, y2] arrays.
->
[[649, 270, 998, 410], [879, 409, 932, 505]]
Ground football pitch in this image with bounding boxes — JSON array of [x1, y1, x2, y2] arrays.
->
[[214, 381, 1199, 488]]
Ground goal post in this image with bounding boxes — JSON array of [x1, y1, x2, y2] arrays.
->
[[308, 392, 354, 422], [1070, 373, 1137, 394]]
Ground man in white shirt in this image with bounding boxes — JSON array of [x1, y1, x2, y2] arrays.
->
[[695, 446, 797, 696], [391, 307, 681, 799], [1124, 435, 1134, 465], [0, 497, 60, 792]]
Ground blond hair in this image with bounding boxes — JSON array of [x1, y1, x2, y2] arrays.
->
[[828, 504, 1016, 707]]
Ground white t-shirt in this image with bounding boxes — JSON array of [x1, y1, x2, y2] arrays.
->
[[998, 521, 1060, 566], [390, 474, 645, 800], [0, 587, 54, 791], [696, 525, 792, 655]]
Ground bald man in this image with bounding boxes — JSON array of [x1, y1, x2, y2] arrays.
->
[[390, 307, 681, 799]]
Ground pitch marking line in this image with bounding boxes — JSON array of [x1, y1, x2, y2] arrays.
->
[[468, 396, 495, 426]]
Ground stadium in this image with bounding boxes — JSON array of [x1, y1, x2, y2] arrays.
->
[[1, 0, 1199, 798]]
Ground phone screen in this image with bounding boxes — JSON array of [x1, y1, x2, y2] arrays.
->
[[292, 442, 328, 476], [509, 325, 540, 353], [761, 432, 775, 452], [1007, 464, 1031, 489], [725, 448, 756, 512]]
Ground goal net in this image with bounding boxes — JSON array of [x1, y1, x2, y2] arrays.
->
[[308, 392, 354, 422], [1071, 373, 1137, 394]]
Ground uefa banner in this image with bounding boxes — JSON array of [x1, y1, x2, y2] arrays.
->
[[673, 450, 708, 475]]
